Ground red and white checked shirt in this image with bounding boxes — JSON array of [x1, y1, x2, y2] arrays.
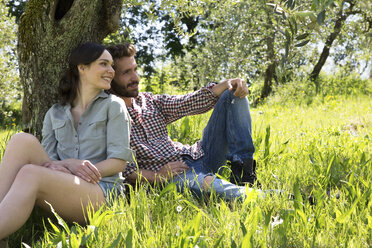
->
[[122, 83, 219, 178]]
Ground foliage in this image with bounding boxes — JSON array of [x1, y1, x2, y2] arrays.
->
[[268, 72, 372, 106], [0, 0, 22, 126], [4, 0, 372, 103]]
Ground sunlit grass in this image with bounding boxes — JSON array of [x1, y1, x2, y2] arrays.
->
[[2, 94, 371, 247]]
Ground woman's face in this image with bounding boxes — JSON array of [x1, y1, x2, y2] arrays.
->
[[80, 50, 115, 91]]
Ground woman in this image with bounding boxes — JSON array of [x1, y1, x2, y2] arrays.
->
[[0, 42, 133, 240]]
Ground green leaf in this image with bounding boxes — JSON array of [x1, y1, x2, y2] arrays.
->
[[241, 231, 253, 248], [264, 209, 272, 231], [285, 29, 291, 40], [231, 238, 237, 248], [264, 125, 271, 159], [326, 156, 335, 176], [368, 216, 372, 229], [125, 229, 133, 248], [212, 234, 224, 248], [336, 197, 359, 223], [296, 209, 307, 224], [159, 182, 177, 197], [317, 10, 326, 25], [289, 17, 298, 35], [293, 180, 303, 211], [295, 39, 310, 47], [193, 213, 202, 231], [240, 221, 247, 236], [295, 33, 310, 40], [107, 233, 122, 248], [46, 201, 70, 233], [286, 0, 293, 9], [69, 233, 79, 248], [295, 11, 315, 17], [48, 219, 61, 234]]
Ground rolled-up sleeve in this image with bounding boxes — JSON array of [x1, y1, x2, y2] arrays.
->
[[41, 108, 59, 160], [153, 83, 219, 124], [107, 98, 135, 162]]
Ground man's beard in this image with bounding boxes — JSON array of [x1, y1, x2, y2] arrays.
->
[[110, 79, 139, 97]]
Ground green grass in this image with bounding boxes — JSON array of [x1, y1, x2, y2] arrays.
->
[[1, 94, 371, 247]]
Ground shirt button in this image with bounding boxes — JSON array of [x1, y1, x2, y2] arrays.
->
[[79, 122, 82, 125]]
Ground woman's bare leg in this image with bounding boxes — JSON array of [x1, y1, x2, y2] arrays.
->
[[0, 133, 50, 201], [0, 164, 105, 239]]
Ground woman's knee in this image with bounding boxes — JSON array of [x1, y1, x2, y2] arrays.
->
[[15, 164, 43, 185], [8, 133, 39, 148]]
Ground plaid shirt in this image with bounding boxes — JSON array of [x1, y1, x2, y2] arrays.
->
[[122, 83, 219, 178]]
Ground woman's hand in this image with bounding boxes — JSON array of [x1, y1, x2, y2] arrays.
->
[[44, 159, 101, 183], [43, 161, 72, 174]]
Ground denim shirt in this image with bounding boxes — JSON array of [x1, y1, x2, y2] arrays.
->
[[41, 91, 134, 184]]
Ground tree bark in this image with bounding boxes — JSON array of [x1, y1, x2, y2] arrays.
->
[[309, 1, 355, 90], [255, 7, 276, 105], [18, 0, 122, 139]]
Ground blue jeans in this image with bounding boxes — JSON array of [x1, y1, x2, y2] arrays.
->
[[171, 90, 261, 200]]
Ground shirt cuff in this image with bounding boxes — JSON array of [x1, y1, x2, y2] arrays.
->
[[122, 162, 137, 178], [108, 147, 135, 163], [204, 82, 219, 99]]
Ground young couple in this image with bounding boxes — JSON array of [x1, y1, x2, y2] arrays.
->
[[0, 42, 260, 241]]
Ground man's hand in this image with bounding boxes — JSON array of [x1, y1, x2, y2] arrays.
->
[[211, 78, 249, 97], [156, 161, 189, 182], [225, 78, 249, 98], [44, 159, 101, 184]]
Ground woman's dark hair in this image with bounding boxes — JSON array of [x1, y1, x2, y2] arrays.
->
[[58, 42, 106, 105]]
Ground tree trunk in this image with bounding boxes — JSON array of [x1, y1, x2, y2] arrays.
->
[[255, 7, 276, 105], [309, 1, 354, 91], [18, 0, 122, 139]]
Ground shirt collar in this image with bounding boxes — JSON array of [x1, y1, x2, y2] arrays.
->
[[63, 90, 109, 111]]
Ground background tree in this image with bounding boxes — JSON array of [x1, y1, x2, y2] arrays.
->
[[17, 0, 122, 138], [0, 0, 21, 126], [118, 0, 200, 84], [166, 0, 322, 102], [309, 0, 372, 91], [3, 0, 371, 137]]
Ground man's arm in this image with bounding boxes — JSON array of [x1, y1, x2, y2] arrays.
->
[[153, 83, 219, 124], [211, 78, 249, 97], [154, 78, 248, 124], [126, 161, 189, 184]]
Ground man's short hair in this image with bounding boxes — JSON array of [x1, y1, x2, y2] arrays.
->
[[106, 44, 136, 60]]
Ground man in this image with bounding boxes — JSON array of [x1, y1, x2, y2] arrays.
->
[[106, 44, 260, 200]]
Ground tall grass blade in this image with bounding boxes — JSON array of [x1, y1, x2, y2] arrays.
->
[[264, 125, 271, 159], [45, 201, 70, 233], [107, 232, 122, 248], [159, 182, 177, 197], [212, 234, 224, 248], [125, 229, 133, 248], [293, 180, 303, 211]]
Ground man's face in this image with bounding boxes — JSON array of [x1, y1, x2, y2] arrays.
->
[[111, 56, 139, 98]]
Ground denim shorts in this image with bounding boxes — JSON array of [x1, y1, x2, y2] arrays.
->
[[97, 181, 124, 201]]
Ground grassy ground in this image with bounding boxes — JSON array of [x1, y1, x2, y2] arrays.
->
[[1, 94, 371, 247]]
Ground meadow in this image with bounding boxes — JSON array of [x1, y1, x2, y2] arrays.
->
[[1, 82, 371, 247]]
